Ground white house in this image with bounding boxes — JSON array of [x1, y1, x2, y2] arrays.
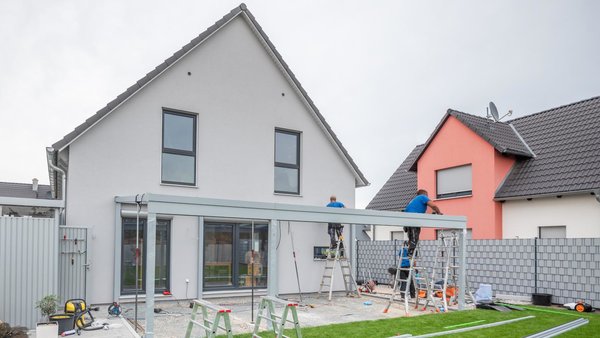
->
[[46, 4, 369, 305]]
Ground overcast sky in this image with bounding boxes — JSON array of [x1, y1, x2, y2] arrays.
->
[[1, 0, 599, 208]]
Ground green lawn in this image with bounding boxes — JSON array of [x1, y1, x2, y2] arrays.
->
[[228, 305, 599, 337]]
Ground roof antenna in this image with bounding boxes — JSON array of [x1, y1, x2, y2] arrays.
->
[[487, 101, 512, 122]]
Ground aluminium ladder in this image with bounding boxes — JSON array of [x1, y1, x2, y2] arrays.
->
[[424, 230, 474, 312], [317, 234, 361, 301], [383, 241, 422, 315]]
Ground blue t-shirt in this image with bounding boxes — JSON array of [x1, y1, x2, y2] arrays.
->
[[399, 247, 410, 267], [326, 201, 345, 208], [404, 194, 430, 213]]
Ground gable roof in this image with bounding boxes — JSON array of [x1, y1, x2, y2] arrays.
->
[[496, 95, 600, 199], [0, 182, 53, 200], [50, 3, 368, 187], [370, 95, 600, 208], [366, 145, 423, 211], [409, 109, 533, 171]]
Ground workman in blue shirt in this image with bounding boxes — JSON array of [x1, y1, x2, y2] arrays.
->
[[404, 189, 442, 255], [326, 195, 345, 251]]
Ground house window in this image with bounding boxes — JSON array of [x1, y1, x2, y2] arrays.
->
[[162, 110, 196, 185], [121, 218, 170, 294], [204, 222, 268, 290], [274, 129, 300, 194], [539, 226, 566, 238], [436, 229, 472, 240], [436, 164, 472, 199], [391, 231, 405, 241]]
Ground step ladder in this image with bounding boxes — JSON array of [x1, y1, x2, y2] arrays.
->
[[383, 241, 421, 315], [185, 299, 233, 338], [425, 230, 474, 312], [252, 296, 302, 338], [318, 235, 361, 301]]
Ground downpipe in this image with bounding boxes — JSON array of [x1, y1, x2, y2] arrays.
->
[[46, 147, 66, 224]]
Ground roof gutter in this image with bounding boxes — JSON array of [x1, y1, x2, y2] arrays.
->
[[495, 189, 599, 201], [46, 147, 66, 223]]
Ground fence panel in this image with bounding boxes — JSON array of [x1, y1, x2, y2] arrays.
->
[[357, 237, 600, 308], [0, 216, 58, 328], [58, 226, 88, 302]]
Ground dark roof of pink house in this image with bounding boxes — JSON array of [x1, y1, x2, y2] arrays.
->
[[369, 95, 600, 208]]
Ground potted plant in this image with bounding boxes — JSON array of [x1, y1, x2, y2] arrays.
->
[[36, 294, 59, 321], [35, 295, 59, 337]]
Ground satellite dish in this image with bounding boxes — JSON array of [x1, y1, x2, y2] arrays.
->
[[489, 102, 500, 122]]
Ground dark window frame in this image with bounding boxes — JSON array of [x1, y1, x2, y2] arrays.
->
[[203, 222, 269, 291], [161, 109, 197, 186], [120, 218, 171, 295], [274, 128, 301, 194]]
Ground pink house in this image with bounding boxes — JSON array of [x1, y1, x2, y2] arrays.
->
[[368, 96, 600, 240]]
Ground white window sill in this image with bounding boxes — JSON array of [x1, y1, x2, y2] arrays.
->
[[434, 194, 472, 201], [274, 192, 303, 197], [160, 183, 198, 189], [119, 294, 173, 301]]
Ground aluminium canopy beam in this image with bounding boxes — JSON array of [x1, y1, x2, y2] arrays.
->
[[115, 193, 467, 338], [116, 194, 466, 229]]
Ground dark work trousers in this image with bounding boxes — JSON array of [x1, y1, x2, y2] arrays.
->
[[405, 226, 421, 255], [328, 224, 344, 251], [399, 269, 416, 298]]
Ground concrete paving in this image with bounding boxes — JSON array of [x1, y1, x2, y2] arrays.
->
[[130, 291, 439, 338], [27, 305, 139, 338]]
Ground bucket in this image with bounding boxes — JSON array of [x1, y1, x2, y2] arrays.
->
[[48, 313, 74, 334], [532, 293, 552, 306]]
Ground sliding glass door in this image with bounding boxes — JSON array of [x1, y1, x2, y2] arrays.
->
[[204, 222, 268, 290]]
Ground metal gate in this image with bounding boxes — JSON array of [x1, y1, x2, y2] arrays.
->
[[58, 226, 88, 301]]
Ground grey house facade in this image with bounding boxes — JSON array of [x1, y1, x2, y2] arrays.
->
[[46, 4, 371, 305]]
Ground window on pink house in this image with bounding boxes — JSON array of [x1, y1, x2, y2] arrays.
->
[[436, 164, 472, 199]]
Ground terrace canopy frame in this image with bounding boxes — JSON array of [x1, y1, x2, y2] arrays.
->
[[115, 193, 467, 338]]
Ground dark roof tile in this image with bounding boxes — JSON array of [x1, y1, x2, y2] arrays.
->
[[0, 182, 53, 200], [366, 145, 423, 211], [496, 96, 600, 198]]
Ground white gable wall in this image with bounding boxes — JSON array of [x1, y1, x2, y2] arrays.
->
[[503, 194, 600, 238], [66, 16, 356, 303]]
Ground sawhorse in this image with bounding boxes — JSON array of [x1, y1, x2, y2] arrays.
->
[[253, 296, 302, 338], [185, 299, 233, 338]]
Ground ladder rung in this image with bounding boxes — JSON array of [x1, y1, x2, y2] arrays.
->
[[190, 319, 229, 332], [257, 314, 297, 325]]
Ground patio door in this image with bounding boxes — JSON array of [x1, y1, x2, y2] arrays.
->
[[203, 222, 268, 290]]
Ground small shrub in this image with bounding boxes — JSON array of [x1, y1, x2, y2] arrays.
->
[[35, 295, 59, 321]]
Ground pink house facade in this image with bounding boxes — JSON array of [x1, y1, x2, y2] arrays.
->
[[368, 96, 600, 240], [416, 115, 515, 239]]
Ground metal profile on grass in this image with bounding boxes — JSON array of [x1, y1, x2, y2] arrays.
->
[[391, 315, 535, 338], [524, 318, 589, 338]]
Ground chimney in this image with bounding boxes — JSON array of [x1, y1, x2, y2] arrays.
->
[[32, 178, 39, 193]]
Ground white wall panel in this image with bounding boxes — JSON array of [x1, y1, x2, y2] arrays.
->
[[503, 194, 600, 238]]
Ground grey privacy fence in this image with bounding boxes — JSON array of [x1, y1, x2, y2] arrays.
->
[[356, 238, 600, 308], [0, 216, 59, 328]]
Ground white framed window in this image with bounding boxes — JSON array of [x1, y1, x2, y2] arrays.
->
[[539, 226, 566, 238], [436, 229, 472, 240], [391, 231, 405, 241], [436, 164, 472, 199]]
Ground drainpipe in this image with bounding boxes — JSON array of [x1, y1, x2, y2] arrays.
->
[[46, 147, 67, 224]]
